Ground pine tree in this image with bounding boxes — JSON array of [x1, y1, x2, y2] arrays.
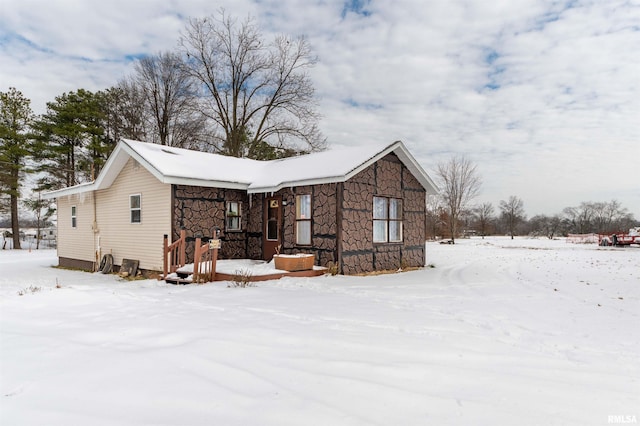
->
[[0, 87, 34, 249], [34, 89, 111, 190]]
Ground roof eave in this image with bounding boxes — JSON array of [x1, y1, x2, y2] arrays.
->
[[248, 175, 346, 194], [41, 182, 96, 199], [163, 176, 250, 190]]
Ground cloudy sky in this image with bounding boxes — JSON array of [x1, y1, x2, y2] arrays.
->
[[2, 0, 639, 216]]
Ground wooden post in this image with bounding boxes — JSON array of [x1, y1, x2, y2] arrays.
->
[[179, 229, 186, 267], [210, 247, 218, 282], [193, 237, 202, 283], [162, 234, 168, 280]]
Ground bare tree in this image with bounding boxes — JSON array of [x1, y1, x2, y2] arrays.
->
[[563, 202, 594, 234], [22, 192, 55, 250], [435, 156, 482, 243], [475, 202, 494, 239], [103, 84, 148, 144], [500, 196, 525, 239], [528, 214, 564, 239], [126, 52, 206, 148], [425, 194, 445, 240], [179, 10, 325, 159]]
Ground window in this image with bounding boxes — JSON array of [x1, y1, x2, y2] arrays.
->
[[296, 194, 312, 245], [226, 201, 242, 231], [373, 196, 402, 243], [71, 205, 77, 228], [130, 194, 141, 224]]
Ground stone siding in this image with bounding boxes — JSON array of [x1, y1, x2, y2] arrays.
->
[[279, 184, 338, 267], [171, 152, 426, 275], [172, 185, 248, 262], [340, 153, 426, 274]]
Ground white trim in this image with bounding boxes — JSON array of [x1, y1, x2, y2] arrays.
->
[[71, 205, 77, 228], [43, 138, 438, 199], [130, 193, 142, 224]]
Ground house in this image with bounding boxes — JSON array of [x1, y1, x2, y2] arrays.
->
[[43, 139, 438, 276]]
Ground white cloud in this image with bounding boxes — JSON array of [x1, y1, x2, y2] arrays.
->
[[1, 0, 639, 216]]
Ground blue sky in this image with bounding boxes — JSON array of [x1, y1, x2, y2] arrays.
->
[[1, 0, 639, 216]]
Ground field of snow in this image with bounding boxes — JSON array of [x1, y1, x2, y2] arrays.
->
[[1, 237, 638, 426]]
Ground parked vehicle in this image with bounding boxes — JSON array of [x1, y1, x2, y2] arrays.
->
[[599, 227, 640, 247]]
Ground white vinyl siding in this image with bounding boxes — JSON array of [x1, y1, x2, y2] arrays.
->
[[57, 193, 96, 264], [95, 158, 171, 271]]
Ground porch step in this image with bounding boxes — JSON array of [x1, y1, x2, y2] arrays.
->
[[162, 272, 193, 285]]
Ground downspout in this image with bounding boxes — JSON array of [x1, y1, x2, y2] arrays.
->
[[92, 190, 99, 271], [92, 165, 100, 272]]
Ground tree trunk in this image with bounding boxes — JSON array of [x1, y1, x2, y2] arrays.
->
[[11, 192, 21, 250]]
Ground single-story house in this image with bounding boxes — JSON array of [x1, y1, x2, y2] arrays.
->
[[43, 138, 438, 275]]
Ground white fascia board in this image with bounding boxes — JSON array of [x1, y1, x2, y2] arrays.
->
[[248, 141, 439, 195], [162, 176, 250, 190], [248, 175, 346, 194], [41, 182, 96, 199], [391, 143, 439, 194]]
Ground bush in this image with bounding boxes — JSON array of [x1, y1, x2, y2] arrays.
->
[[17, 285, 42, 296], [228, 269, 255, 288]]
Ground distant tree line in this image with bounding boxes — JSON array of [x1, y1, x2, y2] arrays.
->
[[427, 198, 637, 240], [0, 10, 324, 249]]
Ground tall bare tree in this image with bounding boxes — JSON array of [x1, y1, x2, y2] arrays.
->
[[435, 156, 482, 243], [563, 202, 594, 234], [425, 194, 445, 240], [179, 10, 325, 159], [102, 85, 148, 145], [0, 87, 34, 249], [475, 202, 494, 239], [500, 195, 525, 239], [126, 52, 205, 148]]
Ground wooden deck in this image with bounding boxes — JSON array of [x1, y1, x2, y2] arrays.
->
[[214, 267, 327, 283], [163, 263, 327, 285], [162, 231, 326, 285]]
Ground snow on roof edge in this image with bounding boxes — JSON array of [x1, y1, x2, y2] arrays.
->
[[43, 138, 438, 198]]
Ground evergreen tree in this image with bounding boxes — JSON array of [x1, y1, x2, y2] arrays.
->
[[34, 89, 111, 189], [0, 87, 34, 249]]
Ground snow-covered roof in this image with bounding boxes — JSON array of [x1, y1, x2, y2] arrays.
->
[[43, 138, 437, 198]]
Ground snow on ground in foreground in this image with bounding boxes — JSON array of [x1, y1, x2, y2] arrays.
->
[[0, 237, 638, 426]]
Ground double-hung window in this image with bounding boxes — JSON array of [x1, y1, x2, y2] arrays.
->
[[296, 194, 312, 245], [373, 196, 402, 243], [130, 194, 141, 224], [226, 201, 241, 231], [71, 206, 77, 228]]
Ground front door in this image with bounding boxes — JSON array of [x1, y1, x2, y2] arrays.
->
[[263, 196, 282, 260]]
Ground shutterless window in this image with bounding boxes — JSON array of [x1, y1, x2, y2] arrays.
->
[[71, 205, 77, 228], [373, 196, 402, 243], [130, 194, 141, 224], [296, 194, 312, 245], [226, 201, 241, 231]]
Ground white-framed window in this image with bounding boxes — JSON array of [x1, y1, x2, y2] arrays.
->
[[296, 194, 312, 245], [373, 196, 402, 243], [130, 194, 141, 224], [226, 201, 242, 231], [71, 205, 77, 228]]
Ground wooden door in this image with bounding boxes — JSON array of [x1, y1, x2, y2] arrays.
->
[[263, 196, 282, 260]]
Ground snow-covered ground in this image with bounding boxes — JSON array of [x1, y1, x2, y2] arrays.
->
[[1, 237, 638, 426]]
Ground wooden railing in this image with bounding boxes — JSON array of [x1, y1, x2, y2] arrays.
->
[[163, 229, 186, 279], [193, 237, 218, 283]]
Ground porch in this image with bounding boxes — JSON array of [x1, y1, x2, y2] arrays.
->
[[161, 230, 326, 285], [163, 259, 327, 285]]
